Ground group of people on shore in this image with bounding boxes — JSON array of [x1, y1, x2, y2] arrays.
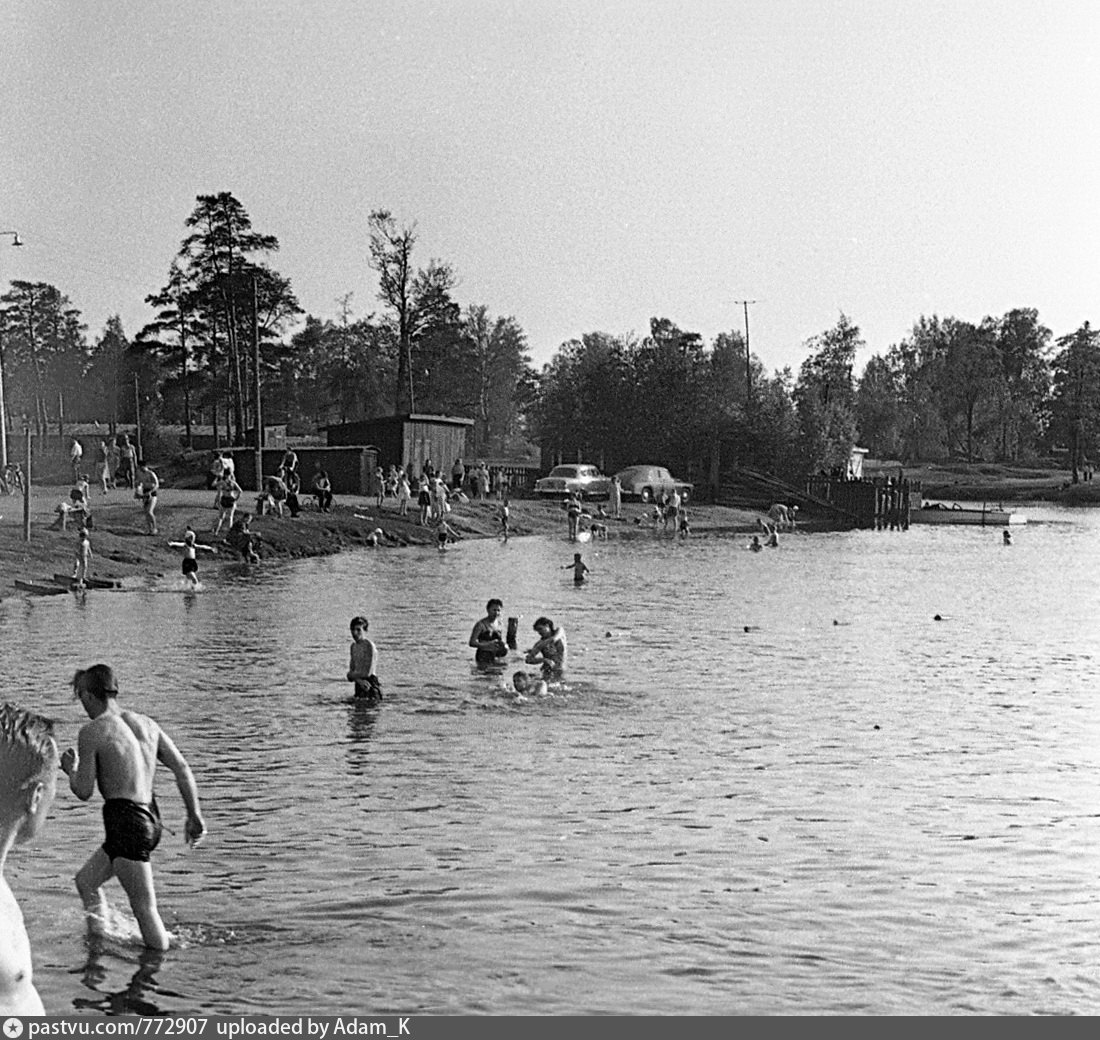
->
[[1, 667, 206, 1013]]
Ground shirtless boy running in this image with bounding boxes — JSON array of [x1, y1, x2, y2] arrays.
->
[[0, 704, 58, 1015], [60, 665, 206, 951]]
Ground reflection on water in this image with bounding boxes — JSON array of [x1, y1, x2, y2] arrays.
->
[[4, 503, 1100, 1014]]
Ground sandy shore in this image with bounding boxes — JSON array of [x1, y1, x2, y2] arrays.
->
[[0, 483, 771, 600]]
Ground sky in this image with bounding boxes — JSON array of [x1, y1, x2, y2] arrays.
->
[[2, 1, 1098, 378]]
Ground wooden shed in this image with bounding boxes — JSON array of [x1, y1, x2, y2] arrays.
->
[[325, 414, 474, 472]]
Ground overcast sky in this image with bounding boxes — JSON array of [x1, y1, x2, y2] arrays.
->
[[2, 1, 1097, 377]]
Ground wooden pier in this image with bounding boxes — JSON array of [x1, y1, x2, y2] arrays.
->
[[805, 475, 919, 530]]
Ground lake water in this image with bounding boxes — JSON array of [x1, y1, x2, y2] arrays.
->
[[3, 503, 1099, 1015]]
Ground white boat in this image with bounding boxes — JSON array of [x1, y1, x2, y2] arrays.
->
[[910, 501, 1025, 526]]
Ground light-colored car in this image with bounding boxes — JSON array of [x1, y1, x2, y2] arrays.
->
[[613, 465, 693, 504], [534, 464, 611, 499]]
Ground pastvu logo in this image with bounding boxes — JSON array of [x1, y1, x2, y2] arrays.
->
[[3, 1018, 23, 1038]]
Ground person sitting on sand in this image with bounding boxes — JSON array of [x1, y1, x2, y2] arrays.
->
[[226, 514, 260, 564], [0, 703, 59, 1015], [311, 466, 333, 513], [749, 535, 763, 552], [469, 599, 509, 665], [512, 671, 548, 698], [525, 617, 567, 678]]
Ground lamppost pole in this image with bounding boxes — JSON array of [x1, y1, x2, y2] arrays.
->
[[0, 230, 23, 469]]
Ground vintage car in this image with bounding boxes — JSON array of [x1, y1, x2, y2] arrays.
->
[[613, 464, 693, 503], [533, 464, 611, 499]]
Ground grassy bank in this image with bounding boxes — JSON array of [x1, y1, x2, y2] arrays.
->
[[0, 484, 771, 600], [899, 462, 1100, 503]]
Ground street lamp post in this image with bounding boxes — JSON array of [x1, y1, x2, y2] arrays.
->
[[0, 230, 23, 468]]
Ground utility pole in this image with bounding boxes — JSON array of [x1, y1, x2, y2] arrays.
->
[[0, 230, 24, 468], [733, 299, 756, 406], [251, 271, 262, 493], [133, 374, 142, 461]]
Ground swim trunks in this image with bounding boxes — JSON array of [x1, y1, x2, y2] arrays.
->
[[220, 494, 237, 508], [182, 557, 198, 575], [102, 797, 162, 862], [354, 676, 382, 699]]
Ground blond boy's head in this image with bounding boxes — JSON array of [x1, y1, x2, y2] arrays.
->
[[0, 704, 59, 845]]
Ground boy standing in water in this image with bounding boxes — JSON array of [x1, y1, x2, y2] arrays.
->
[[0, 704, 58, 1015], [563, 552, 591, 584], [347, 617, 381, 699], [60, 665, 206, 951], [169, 526, 216, 587], [73, 526, 92, 588]]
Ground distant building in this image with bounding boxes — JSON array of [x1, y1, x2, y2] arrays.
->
[[325, 414, 474, 472]]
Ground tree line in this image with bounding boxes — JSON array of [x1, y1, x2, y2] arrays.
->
[[1, 190, 1097, 483]]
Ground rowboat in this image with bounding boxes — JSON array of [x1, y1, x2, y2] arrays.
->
[[14, 579, 70, 596], [910, 502, 1025, 526], [50, 573, 122, 590]]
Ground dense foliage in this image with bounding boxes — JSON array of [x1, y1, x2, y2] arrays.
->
[[2, 191, 1097, 481]]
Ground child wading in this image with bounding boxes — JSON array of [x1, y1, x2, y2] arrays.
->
[[346, 616, 381, 699], [169, 526, 216, 587], [563, 552, 591, 584]]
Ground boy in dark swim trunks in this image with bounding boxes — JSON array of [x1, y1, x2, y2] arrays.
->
[[169, 526, 216, 587], [60, 665, 206, 951]]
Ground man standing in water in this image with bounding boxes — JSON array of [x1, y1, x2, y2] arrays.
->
[[60, 665, 206, 951], [0, 704, 58, 1015]]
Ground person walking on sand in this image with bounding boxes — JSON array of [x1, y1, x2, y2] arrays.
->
[[213, 472, 242, 535], [0, 704, 59, 1015], [134, 460, 159, 535], [70, 436, 84, 482], [98, 439, 113, 494], [346, 616, 381, 699], [60, 664, 206, 951], [117, 434, 137, 489], [396, 471, 411, 517], [609, 475, 622, 520]]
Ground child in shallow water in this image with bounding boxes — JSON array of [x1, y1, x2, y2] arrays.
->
[[512, 671, 548, 698], [347, 616, 381, 699]]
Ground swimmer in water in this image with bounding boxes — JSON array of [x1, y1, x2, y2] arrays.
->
[[60, 664, 206, 951], [563, 552, 591, 584], [346, 616, 381, 699], [469, 599, 509, 665], [512, 671, 548, 698], [749, 535, 763, 552], [525, 617, 567, 678]]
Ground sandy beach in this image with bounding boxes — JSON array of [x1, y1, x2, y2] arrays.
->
[[0, 483, 771, 599]]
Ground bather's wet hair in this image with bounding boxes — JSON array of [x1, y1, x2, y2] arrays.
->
[[486, 598, 503, 612], [72, 664, 119, 700], [349, 616, 369, 632], [0, 703, 59, 784]]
